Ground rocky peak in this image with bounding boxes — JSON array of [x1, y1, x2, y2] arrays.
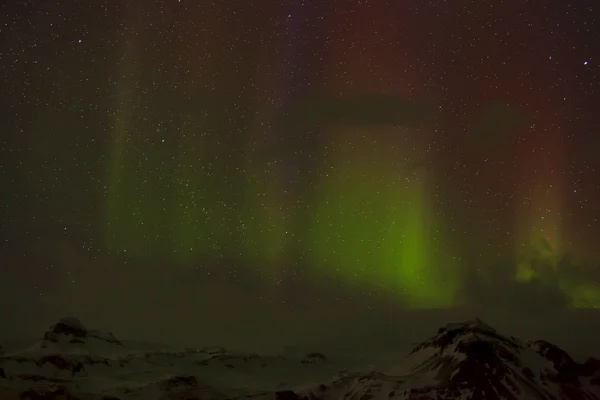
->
[[46, 317, 87, 338], [41, 317, 121, 347], [410, 317, 520, 357]]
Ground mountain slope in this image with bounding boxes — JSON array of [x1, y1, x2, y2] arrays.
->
[[0, 317, 598, 399]]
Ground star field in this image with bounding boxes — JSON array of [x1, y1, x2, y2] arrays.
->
[[0, 0, 600, 335]]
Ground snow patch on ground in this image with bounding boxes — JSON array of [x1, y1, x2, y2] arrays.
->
[[0, 317, 599, 400]]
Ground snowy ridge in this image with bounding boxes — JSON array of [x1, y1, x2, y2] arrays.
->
[[0, 317, 599, 399]]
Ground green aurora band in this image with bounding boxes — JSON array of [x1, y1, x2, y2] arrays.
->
[[103, 115, 463, 307], [308, 136, 461, 307], [102, 96, 599, 309]]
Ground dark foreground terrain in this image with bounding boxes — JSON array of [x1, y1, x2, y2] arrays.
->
[[1, 317, 599, 399]]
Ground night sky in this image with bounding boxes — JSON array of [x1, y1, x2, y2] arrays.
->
[[1, 0, 600, 349]]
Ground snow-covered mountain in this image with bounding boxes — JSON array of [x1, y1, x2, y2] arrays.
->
[[0, 317, 598, 399]]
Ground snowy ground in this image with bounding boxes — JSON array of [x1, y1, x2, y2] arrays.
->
[[1, 317, 599, 400]]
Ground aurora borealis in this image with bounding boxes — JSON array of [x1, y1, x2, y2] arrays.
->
[[1, 0, 600, 344]]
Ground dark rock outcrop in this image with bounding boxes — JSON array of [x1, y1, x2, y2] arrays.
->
[[275, 390, 308, 400], [42, 317, 121, 346]]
